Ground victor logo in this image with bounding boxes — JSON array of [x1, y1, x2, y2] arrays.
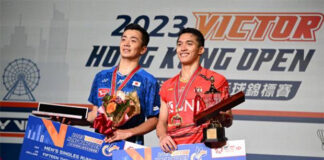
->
[[42, 119, 67, 148], [193, 12, 324, 41]]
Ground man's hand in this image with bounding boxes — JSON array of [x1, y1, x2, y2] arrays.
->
[[50, 116, 72, 125], [159, 135, 177, 153], [104, 129, 133, 143], [217, 110, 233, 127], [50, 116, 91, 126]]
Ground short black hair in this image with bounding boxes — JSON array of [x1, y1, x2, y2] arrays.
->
[[124, 23, 150, 47], [178, 28, 205, 47]]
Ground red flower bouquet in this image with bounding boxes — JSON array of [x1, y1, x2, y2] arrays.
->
[[93, 91, 140, 136]]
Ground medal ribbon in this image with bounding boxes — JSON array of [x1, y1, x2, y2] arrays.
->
[[111, 65, 140, 95], [174, 66, 202, 113]]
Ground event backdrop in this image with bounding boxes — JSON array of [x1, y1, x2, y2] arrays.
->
[[1, 0, 324, 159]]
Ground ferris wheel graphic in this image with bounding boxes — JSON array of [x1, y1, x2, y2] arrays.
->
[[2, 58, 40, 101]]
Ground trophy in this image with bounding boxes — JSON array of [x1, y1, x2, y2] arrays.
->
[[194, 75, 245, 148]]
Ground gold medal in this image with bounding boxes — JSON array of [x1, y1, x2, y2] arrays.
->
[[171, 112, 183, 127]]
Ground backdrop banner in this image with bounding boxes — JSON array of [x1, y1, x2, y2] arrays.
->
[[1, 0, 324, 159]]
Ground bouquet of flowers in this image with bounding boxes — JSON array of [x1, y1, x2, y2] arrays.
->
[[93, 90, 141, 135]]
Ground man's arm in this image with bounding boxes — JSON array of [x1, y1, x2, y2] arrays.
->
[[86, 105, 98, 123], [105, 115, 158, 143], [156, 99, 177, 152]]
